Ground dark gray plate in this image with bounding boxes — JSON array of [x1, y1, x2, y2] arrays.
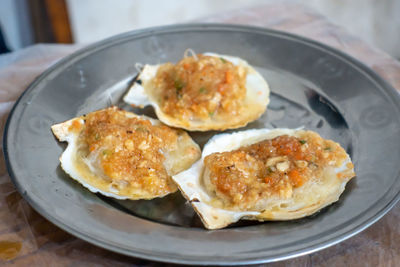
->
[[4, 24, 400, 265]]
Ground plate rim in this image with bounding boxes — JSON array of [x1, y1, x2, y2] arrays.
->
[[4, 23, 400, 265]]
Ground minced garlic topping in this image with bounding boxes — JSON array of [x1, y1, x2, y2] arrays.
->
[[204, 131, 352, 210], [78, 108, 180, 196], [153, 54, 247, 121]]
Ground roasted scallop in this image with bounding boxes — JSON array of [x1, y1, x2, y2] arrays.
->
[[172, 128, 355, 229], [51, 106, 201, 200], [124, 51, 270, 131]]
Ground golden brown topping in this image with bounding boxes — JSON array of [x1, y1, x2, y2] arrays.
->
[[78, 108, 180, 196], [68, 119, 83, 133], [153, 55, 247, 121], [203, 132, 349, 210]]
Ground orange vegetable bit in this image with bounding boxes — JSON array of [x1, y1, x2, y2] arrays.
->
[[288, 169, 304, 187], [218, 84, 226, 95], [264, 176, 274, 185], [225, 70, 233, 84], [294, 153, 304, 160], [69, 119, 82, 132]]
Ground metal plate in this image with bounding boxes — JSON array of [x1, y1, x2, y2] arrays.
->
[[4, 24, 400, 265]]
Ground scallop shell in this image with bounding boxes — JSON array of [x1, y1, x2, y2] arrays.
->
[[172, 128, 355, 229], [51, 107, 201, 200], [123, 52, 270, 131]]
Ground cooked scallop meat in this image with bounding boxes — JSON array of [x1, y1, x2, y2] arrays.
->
[[172, 128, 355, 229], [51, 106, 201, 200], [124, 51, 270, 131]]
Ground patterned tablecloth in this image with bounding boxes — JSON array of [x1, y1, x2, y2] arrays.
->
[[0, 1, 399, 266]]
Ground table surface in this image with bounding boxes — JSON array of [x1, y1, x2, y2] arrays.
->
[[1, 2, 400, 266]]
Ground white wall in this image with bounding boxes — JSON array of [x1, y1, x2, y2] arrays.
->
[[0, 0, 399, 58], [66, 0, 265, 43], [66, 0, 400, 59]]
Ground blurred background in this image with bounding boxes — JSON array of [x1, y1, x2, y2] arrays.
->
[[0, 0, 399, 59]]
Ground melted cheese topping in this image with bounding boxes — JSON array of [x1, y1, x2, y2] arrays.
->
[[76, 108, 182, 196], [203, 131, 352, 210], [153, 54, 247, 121]]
